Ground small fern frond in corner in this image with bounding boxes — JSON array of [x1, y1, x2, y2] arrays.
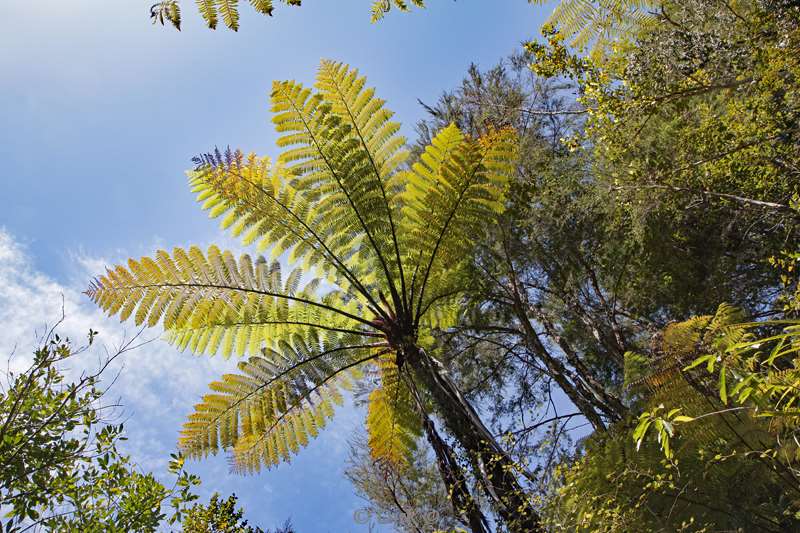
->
[[151, 1, 182, 29], [90, 61, 518, 478], [370, 0, 425, 23]]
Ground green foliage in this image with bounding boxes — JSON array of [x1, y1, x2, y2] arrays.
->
[[529, 0, 659, 58], [544, 420, 794, 532], [636, 308, 800, 467], [182, 493, 267, 532], [563, 302, 800, 531], [151, 1, 182, 30], [370, 0, 425, 22], [0, 329, 203, 532], [528, 0, 800, 319], [346, 432, 463, 533]]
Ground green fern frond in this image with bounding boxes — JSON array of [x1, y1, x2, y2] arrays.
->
[[249, 0, 274, 15], [530, 0, 660, 57], [271, 68, 407, 309], [195, 0, 218, 29], [401, 124, 516, 326], [314, 60, 409, 304], [217, 0, 240, 30], [179, 331, 378, 471], [366, 357, 421, 468], [370, 0, 425, 22], [151, 1, 182, 29], [86, 245, 376, 358]]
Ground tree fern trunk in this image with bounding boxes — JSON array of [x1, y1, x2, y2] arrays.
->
[[404, 371, 490, 533], [405, 345, 543, 533]]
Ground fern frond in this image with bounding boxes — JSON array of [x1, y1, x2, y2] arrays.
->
[[179, 331, 380, 471], [271, 73, 404, 309], [315, 60, 408, 309], [86, 245, 376, 358], [151, 1, 182, 30], [195, 0, 218, 29], [531, 0, 660, 57], [217, 0, 240, 30], [189, 150, 384, 313], [370, 0, 425, 22], [249, 0, 274, 15], [402, 124, 516, 326], [365, 357, 421, 468]]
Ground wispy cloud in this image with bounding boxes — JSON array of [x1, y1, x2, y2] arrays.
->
[[0, 226, 234, 469], [0, 227, 370, 530]]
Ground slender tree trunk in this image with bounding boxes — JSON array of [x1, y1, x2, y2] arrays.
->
[[405, 374, 490, 533], [517, 303, 627, 425], [422, 417, 490, 533], [405, 344, 543, 533]]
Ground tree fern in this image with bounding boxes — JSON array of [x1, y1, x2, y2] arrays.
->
[[88, 61, 540, 531]]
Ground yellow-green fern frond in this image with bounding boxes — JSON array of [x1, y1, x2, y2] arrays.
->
[[180, 331, 379, 471], [151, 1, 182, 30], [189, 150, 373, 292], [217, 0, 240, 30], [365, 357, 421, 468], [195, 0, 218, 29], [86, 245, 377, 358], [370, 0, 425, 22], [249, 0, 274, 15], [271, 69, 407, 308], [314, 60, 409, 306], [401, 124, 516, 327]]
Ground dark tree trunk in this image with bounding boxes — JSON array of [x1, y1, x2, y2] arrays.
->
[[405, 344, 544, 533], [405, 374, 490, 533]]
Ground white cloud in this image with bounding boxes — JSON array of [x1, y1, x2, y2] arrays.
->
[[0, 228, 368, 530], [0, 227, 234, 471]]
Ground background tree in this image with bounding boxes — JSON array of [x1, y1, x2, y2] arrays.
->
[[346, 433, 464, 533], [401, 1, 800, 529], [0, 322, 202, 532], [182, 492, 295, 533], [517, 0, 800, 529]]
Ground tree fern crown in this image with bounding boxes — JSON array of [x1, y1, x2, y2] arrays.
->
[[87, 60, 517, 472]]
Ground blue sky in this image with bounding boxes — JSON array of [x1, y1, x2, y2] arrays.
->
[[1, 1, 550, 530]]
